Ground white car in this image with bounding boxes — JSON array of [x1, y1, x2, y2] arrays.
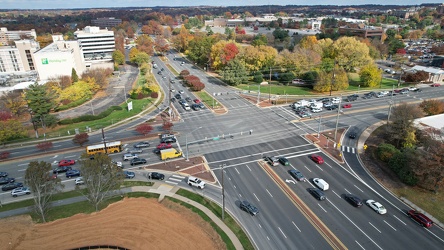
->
[[75, 177, 85, 185], [366, 200, 387, 214], [408, 87, 418, 91], [311, 107, 322, 113], [313, 178, 329, 191], [376, 92, 385, 98], [187, 176, 206, 189], [179, 90, 184, 94], [380, 91, 389, 95], [11, 187, 31, 197], [331, 97, 341, 104]]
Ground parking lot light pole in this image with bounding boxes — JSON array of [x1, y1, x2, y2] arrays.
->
[[186, 126, 202, 161]]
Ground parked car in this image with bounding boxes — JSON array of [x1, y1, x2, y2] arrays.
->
[[149, 172, 165, 180], [310, 154, 324, 164], [278, 157, 289, 166], [75, 177, 85, 185], [11, 187, 31, 197], [157, 143, 172, 149], [124, 171, 136, 179], [53, 166, 72, 174], [311, 107, 322, 113], [239, 200, 259, 216], [408, 210, 433, 228], [344, 194, 363, 207], [193, 99, 201, 104], [191, 103, 200, 111], [431, 83, 441, 87], [123, 153, 138, 161], [185, 97, 192, 102], [0, 172, 8, 177], [130, 158, 147, 166], [134, 141, 150, 148], [66, 169, 81, 178], [2, 182, 23, 191], [0, 177, 15, 185], [342, 103, 352, 109], [112, 161, 123, 168], [58, 159, 75, 167], [366, 200, 387, 214], [175, 94, 182, 99], [197, 103, 205, 109], [308, 188, 326, 200], [288, 169, 305, 181]]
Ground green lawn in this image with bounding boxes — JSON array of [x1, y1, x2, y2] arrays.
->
[[238, 83, 314, 96], [196, 91, 221, 108]]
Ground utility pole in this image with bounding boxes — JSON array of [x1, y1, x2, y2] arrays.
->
[[387, 100, 394, 125], [334, 95, 342, 141], [269, 67, 272, 103], [102, 128, 108, 154], [330, 60, 336, 96]]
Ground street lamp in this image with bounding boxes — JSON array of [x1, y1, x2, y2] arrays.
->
[[220, 163, 226, 220], [185, 126, 202, 161]]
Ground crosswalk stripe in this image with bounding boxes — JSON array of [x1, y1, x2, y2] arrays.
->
[[171, 175, 185, 179], [352, 148, 355, 154], [165, 180, 179, 185], [169, 177, 184, 182]]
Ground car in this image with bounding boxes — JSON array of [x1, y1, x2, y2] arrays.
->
[[298, 111, 312, 118], [380, 91, 389, 95], [366, 200, 387, 214], [239, 200, 259, 216], [123, 153, 138, 161], [191, 104, 200, 111], [160, 133, 175, 139], [400, 89, 409, 94], [11, 187, 31, 197], [130, 158, 147, 166], [317, 97, 330, 103], [279, 157, 289, 166], [187, 176, 206, 189], [2, 182, 23, 191], [178, 99, 186, 105], [58, 159, 75, 167], [431, 83, 441, 87], [310, 154, 324, 164], [412, 88, 422, 92], [263, 156, 279, 166], [148, 172, 165, 180], [124, 170, 136, 179], [161, 137, 177, 143], [344, 194, 363, 207], [346, 94, 359, 101], [180, 61, 185, 65], [179, 90, 184, 94], [0, 172, 8, 177], [349, 132, 357, 139], [175, 94, 182, 99], [161, 76, 166, 79], [75, 177, 85, 185], [157, 143, 172, 149], [288, 169, 305, 181], [331, 97, 341, 104], [198, 103, 205, 109], [182, 103, 191, 111], [342, 103, 352, 109], [408, 210, 433, 228], [185, 97, 192, 102], [53, 166, 72, 174], [170, 88, 176, 92], [112, 161, 123, 168], [323, 102, 333, 108], [157, 71, 162, 75], [152, 148, 161, 154], [193, 99, 201, 104], [171, 97, 176, 102], [66, 169, 81, 178], [408, 87, 418, 91], [325, 104, 338, 110], [170, 79, 175, 83], [47, 173, 58, 181], [313, 178, 329, 190], [311, 107, 322, 113], [0, 177, 15, 185], [308, 188, 326, 200], [134, 141, 150, 148], [376, 92, 386, 98]]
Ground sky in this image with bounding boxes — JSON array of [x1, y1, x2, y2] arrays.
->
[[0, 0, 441, 10]]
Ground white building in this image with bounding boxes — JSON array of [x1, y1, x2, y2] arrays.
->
[[33, 35, 86, 82], [0, 27, 37, 46], [74, 26, 115, 65]]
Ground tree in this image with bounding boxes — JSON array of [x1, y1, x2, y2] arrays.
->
[[1, 90, 27, 116], [220, 58, 249, 86], [419, 99, 444, 116], [78, 153, 124, 211], [135, 123, 153, 136], [0, 119, 27, 144], [404, 71, 429, 83], [272, 27, 289, 41], [331, 37, 373, 72], [112, 50, 125, 65], [36, 141, 53, 151], [131, 52, 150, 66], [73, 132, 89, 146], [359, 64, 382, 87], [313, 66, 348, 93], [388, 103, 424, 148], [210, 40, 240, 70], [417, 134, 444, 192], [25, 82, 57, 138], [71, 68, 79, 83], [251, 34, 268, 47], [25, 161, 64, 222]]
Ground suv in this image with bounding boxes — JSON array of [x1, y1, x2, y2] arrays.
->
[[66, 169, 81, 178], [0, 177, 15, 185], [123, 153, 138, 161], [2, 182, 23, 191], [344, 194, 363, 207], [346, 95, 358, 102], [187, 176, 206, 189], [134, 141, 150, 148], [408, 210, 433, 228], [308, 188, 326, 200], [149, 172, 165, 180], [240, 200, 259, 216], [130, 158, 147, 166], [11, 187, 31, 197]]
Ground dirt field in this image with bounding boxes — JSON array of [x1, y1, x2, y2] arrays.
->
[[0, 198, 225, 250]]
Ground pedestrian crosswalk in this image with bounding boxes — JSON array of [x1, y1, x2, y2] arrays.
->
[[341, 146, 356, 154], [165, 174, 186, 185]]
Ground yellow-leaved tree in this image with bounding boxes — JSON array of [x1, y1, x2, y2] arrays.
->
[[332, 37, 373, 72]]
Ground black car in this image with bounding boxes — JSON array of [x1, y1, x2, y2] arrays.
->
[[175, 94, 182, 99], [161, 137, 176, 143], [349, 132, 357, 139], [198, 103, 205, 109], [0, 177, 15, 185], [171, 97, 176, 102], [344, 194, 363, 207], [240, 200, 259, 216], [325, 104, 338, 110], [153, 148, 161, 154], [308, 188, 326, 200], [346, 95, 358, 102], [53, 166, 72, 174], [178, 99, 186, 105], [134, 141, 150, 148], [2, 182, 23, 191], [191, 104, 200, 111], [149, 172, 165, 180], [289, 169, 305, 181], [130, 158, 147, 166], [0, 172, 8, 177], [412, 88, 422, 92], [66, 169, 81, 178], [279, 157, 289, 166]]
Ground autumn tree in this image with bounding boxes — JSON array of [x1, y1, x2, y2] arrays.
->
[[251, 34, 268, 47], [313, 66, 348, 93], [359, 64, 382, 87], [112, 50, 125, 65], [73, 132, 89, 146], [25, 161, 64, 222], [0, 90, 27, 116], [210, 40, 240, 70], [331, 36, 373, 72], [78, 153, 124, 211], [299, 35, 318, 50], [388, 103, 424, 148], [136, 123, 154, 136], [220, 58, 249, 86], [238, 45, 277, 72], [417, 131, 444, 192], [131, 52, 150, 66], [419, 99, 444, 116], [403, 71, 429, 83], [0, 119, 27, 144]]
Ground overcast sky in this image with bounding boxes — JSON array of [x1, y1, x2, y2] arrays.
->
[[0, 0, 440, 10]]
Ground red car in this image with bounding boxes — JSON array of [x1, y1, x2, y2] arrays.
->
[[193, 99, 201, 104], [408, 210, 433, 228], [431, 83, 441, 87], [342, 103, 352, 109], [58, 159, 75, 167], [310, 154, 324, 164], [157, 143, 172, 149]]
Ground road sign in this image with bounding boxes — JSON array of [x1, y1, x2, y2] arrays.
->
[[213, 137, 220, 141]]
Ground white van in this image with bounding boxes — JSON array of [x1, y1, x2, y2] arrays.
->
[[313, 178, 329, 191]]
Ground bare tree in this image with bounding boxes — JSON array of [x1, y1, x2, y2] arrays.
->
[[25, 161, 64, 222], [388, 102, 424, 148], [78, 153, 124, 211]]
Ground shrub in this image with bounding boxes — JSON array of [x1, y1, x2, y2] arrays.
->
[[0, 151, 10, 159], [377, 143, 399, 162], [59, 106, 123, 125]]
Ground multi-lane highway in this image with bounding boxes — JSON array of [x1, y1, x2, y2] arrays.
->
[[1, 50, 444, 249]]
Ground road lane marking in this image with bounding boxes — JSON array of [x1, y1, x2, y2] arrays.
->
[[17, 163, 28, 166], [384, 220, 397, 231], [316, 165, 324, 172], [303, 165, 312, 172], [65, 155, 76, 158], [344, 188, 351, 194], [355, 240, 365, 250], [235, 167, 240, 175], [278, 227, 287, 238], [324, 162, 333, 169], [18, 169, 27, 172], [253, 193, 260, 202], [265, 189, 273, 197], [292, 221, 302, 232], [246, 165, 252, 171], [425, 228, 444, 244], [368, 222, 381, 233], [332, 190, 341, 198], [354, 185, 364, 193], [233, 185, 236, 189], [392, 215, 406, 225], [318, 203, 327, 213]]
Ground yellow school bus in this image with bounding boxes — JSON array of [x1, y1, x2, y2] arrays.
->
[[86, 141, 122, 155]]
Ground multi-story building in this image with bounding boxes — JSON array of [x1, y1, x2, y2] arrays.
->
[[338, 23, 384, 40], [91, 17, 122, 29], [0, 27, 37, 46], [74, 26, 115, 65], [0, 40, 39, 73]]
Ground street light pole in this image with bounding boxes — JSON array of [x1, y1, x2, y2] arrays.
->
[[334, 95, 342, 141], [186, 126, 202, 161], [221, 164, 226, 220]]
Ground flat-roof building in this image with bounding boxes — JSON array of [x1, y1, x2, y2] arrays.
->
[[74, 26, 115, 65], [91, 17, 122, 29], [0, 27, 37, 46]]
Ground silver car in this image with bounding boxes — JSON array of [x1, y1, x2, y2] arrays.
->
[[11, 187, 31, 197]]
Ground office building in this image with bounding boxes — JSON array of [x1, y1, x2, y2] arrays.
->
[[91, 17, 122, 29], [0, 27, 37, 46], [74, 26, 115, 65]]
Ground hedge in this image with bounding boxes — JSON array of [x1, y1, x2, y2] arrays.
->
[[59, 106, 123, 125]]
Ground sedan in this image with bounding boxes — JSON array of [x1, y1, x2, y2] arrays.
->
[[344, 194, 363, 207], [288, 169, 305, 181], [342, 103, 352, 109], [185, 97, 192, 102], [124, 171, 136, 179], [179, 90, 184, 94], [279, 157, 289, 166], [161, 137, 177, 143], [431, 83, 441, 87], [134, 141, 150, 148], [130, 158, 147, 166], [349, 132, 357, 139], [53, 166, 72, 174], [58, 159, 75, 167], [193, 99, 201, 104], [11, 187, 31, 197], [310, 154, 324, 164], [191, 104, 200, 111], [66, 169, 81, 178], [197, 103, 205, 109], [366, 200, 387, 214], [2, 182, 23, 191], [239, 200, 259, 216], [157, 143, 172, 149], [0, 177, 15, 185], [149, 172, 165, 180], [0, 172, 8, 177]]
